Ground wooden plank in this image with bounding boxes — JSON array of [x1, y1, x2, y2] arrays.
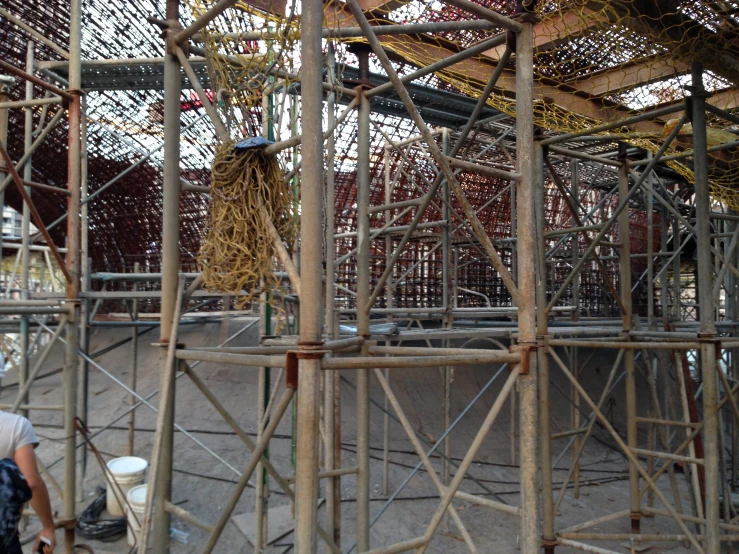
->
[[571, 57, 691, 97], [485, 8, 606, 61]]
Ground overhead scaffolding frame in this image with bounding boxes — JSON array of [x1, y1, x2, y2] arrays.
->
[[2, 1, 739, 553]]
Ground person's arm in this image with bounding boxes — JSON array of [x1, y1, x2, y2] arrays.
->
[[14, 444, 56, 554]]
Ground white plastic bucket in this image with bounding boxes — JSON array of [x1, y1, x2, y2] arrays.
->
[[106, 456, 147, 516], [126, 484, 148, 547]]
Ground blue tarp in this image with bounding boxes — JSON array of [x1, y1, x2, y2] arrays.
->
[[233, 136, 274, 150]]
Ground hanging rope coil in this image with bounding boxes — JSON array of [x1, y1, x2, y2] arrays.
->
[[198, 140, 297, 310]]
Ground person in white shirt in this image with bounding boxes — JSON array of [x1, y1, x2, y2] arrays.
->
[[0, 410, 56, 553]]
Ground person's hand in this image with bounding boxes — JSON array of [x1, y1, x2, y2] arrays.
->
[[33, 527, 56, 554]]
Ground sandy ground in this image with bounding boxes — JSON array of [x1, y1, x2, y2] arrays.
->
[[1, 317, 711, 553]]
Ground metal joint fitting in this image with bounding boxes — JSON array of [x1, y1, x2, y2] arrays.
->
[[351, 84, 373, 106], [165, 24, 185, 56], [297, 340, 325, 350], [153, 341, 185, 349], [64, 302, 80, 322], [684, 85, 713, 99], [505, 30, 517, 52], [630, 512, 641, 533], [514, 12, 539, 24], [285, 349, 328, 389], [542, 538, 557, 554], [510, 340, 537, 375]]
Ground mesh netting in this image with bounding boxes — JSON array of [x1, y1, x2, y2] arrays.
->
[[184, 0, 739, 213]]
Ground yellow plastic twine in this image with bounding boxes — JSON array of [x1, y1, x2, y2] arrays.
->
[[198, 141, 297, 316]]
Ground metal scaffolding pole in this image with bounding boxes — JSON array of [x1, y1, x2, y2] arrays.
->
[[692, 62, 721, 552], [78, 96, 90, 495], [20, 42, 33, 421], [537, 141, 555, 554], [354, 46, 371, 553], [294, 0, 324, 548], [618, 144, 641, 533], [146, 1, 182, 551], [516, 15, 540, 554], [0, 76, 9, 392], [324, 42, 341, 549], [64, 0, 83, 549]]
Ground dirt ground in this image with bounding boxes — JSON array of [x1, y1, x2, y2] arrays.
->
[[2, 317, 712, 553]]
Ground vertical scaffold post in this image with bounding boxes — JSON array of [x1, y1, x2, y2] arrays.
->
[[0, 75, 9, 358], [382, 140, 392, 500], [441, 128, 452, 533], [516, 14, 541, 554], [570, 158, 580, 499], [691, 61, 721, 552], [354, 45, 371, 553], [325, 42, 340, 546], [65, 0, 83, 550], [151, 1, 182, 551], [20, 41, 33, 420], [537, 141, 555, 554], [0, 75, 10, 308], [618, 142, 641, 533], [294, 0, 324, 548], [79, 97, 90, 495]]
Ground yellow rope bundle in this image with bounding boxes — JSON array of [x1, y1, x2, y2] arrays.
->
[[198, 141, 296, 309]]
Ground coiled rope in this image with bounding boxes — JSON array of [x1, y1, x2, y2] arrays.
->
[[198, 141, 297, 318]]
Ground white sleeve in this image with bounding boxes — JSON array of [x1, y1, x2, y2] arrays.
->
[[15, 417, 39, 451]]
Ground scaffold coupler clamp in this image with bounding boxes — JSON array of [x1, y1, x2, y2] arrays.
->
[[286, 341, 327, 389], [510, 340, 538, 375], [542, 537, 556, 554], [537, 334, 551, 353], [697, 331, 722, 358], [630, 511, 642, 533], [164, 20, 186, 57]]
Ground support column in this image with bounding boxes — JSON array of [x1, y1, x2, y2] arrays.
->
[[78, 97, 89, 496], [294, 0, 324, 548], [570, 158, 581, 499], [324, 42, 341, 549], [20, 42, 33, 420], [516, 16, 541, 554], [537, 142, 555, 554], [729, 210, 739, 490], [441, 128, 452, 533], [324, 45, 339, 549], [0, 75, 9, 393], [64, 0, 83, 550], [152, 1, 182, 551], [618, 143, 641, 533], [354, 45, 371, 553], [691, 62, 721, 552], [382, 141, 392, 499], [128, 262, 139, 455]]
